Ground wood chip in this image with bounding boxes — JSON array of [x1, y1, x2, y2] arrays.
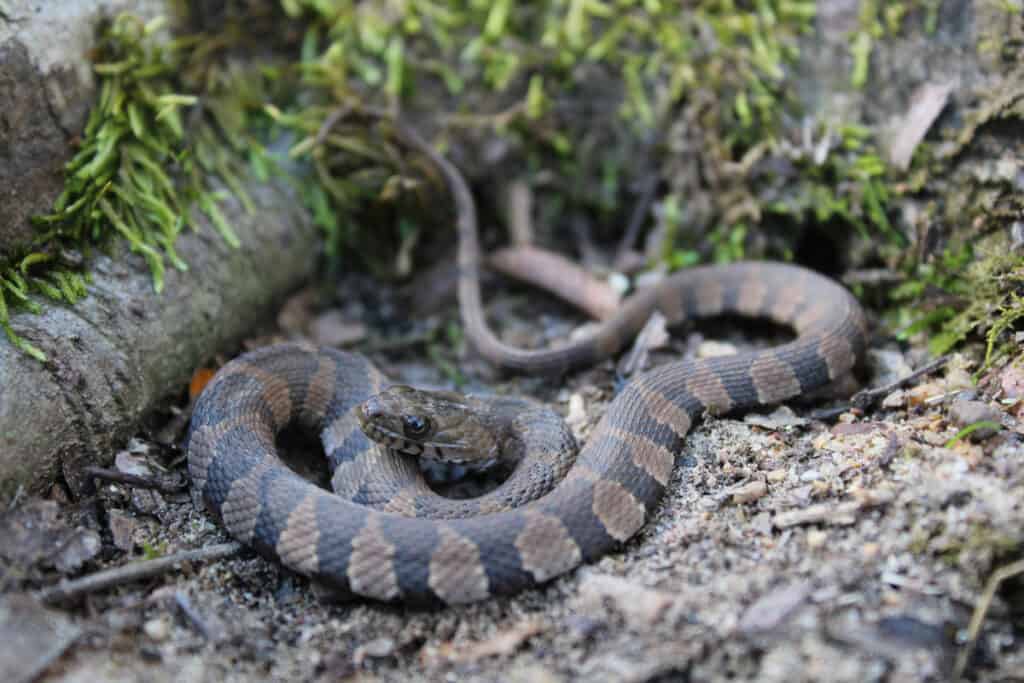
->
[[773, 501, 861, 529]]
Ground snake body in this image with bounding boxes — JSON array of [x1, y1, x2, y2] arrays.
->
[[187, 122, 868, 605]]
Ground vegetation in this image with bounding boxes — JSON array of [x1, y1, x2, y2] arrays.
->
[[3, 0, 1022, 369]]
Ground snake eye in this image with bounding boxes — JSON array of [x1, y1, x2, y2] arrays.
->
[[402, 415, 431, 439]]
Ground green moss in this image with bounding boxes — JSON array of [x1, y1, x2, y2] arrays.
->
[[4, 0, 1021, 371], [2, 13, 260, 360]]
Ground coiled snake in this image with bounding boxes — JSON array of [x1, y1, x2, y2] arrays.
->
[[187, 121, 868, 604]]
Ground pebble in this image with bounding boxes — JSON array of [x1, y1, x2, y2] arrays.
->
[[881, 389, 906, 409], [697, 340, 738, 358], [730, 479, 768, 504], [806, 529, 828, 548], [947, 399, 1001, 440], [143, 616, 170, 642]]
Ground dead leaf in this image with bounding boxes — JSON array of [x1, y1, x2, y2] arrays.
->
[[189, 367, 216, 400], [886, 81, 954, 170]]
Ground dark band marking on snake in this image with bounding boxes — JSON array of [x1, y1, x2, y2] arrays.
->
[[187, 119, 868, 604]]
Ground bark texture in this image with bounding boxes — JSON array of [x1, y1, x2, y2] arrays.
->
[[0, 181, 317, 500]]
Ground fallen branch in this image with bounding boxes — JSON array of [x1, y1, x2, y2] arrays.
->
[[35, 542, 242, 605], [81, 466, 187, 496], [808, 355, 951, 421]]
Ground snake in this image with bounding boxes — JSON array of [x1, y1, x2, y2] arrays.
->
[[187, 119, 868, 605]]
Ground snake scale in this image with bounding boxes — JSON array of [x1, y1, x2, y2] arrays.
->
[[187, 120, 868, 604]]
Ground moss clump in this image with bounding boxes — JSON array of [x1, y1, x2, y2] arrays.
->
[[5, 0, 1022, 369], [1, 13, 265, 360]]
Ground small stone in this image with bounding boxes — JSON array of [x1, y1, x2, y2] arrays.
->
[[697, 340, 738, 358], [766, 468, 788, 483], [730, 479, 768, 504], [143, 616, 170, 642], [507, 664, 563, 683], [881, 390, 906, 409], [948, 399, 1001, 441], [355, 637, 395, 662], [799, 469, 822, 483], [806, 529, 828, 548], [862, 543, 880, 560]]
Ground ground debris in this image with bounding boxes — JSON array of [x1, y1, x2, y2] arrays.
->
[[0, 593, 81, 683], [577, 572, 677, 627], [426, 619, 545, 664], [737, 581, 812, 636], [772, 501, 863, 529], [743, 406, 809, 431]]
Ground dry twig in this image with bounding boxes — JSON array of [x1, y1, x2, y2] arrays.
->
[[35, 543, 242, 605]]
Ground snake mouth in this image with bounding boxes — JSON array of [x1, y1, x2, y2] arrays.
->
[[358, 417, 484, 464]]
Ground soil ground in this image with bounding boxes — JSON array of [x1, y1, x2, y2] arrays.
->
[[2, 269, 1022, 683]]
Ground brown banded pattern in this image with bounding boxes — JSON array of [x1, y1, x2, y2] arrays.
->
[[188, 108, 867, 606]]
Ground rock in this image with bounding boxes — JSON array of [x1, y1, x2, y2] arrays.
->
[[799, 469, 822, 483], [948, 399, 1001, 441]]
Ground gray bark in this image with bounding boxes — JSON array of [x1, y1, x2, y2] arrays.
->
[[0, 1, 319, 500], [0, 181, 318, 500]]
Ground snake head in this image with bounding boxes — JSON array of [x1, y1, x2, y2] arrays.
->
[[357, 385, 502, 467]]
